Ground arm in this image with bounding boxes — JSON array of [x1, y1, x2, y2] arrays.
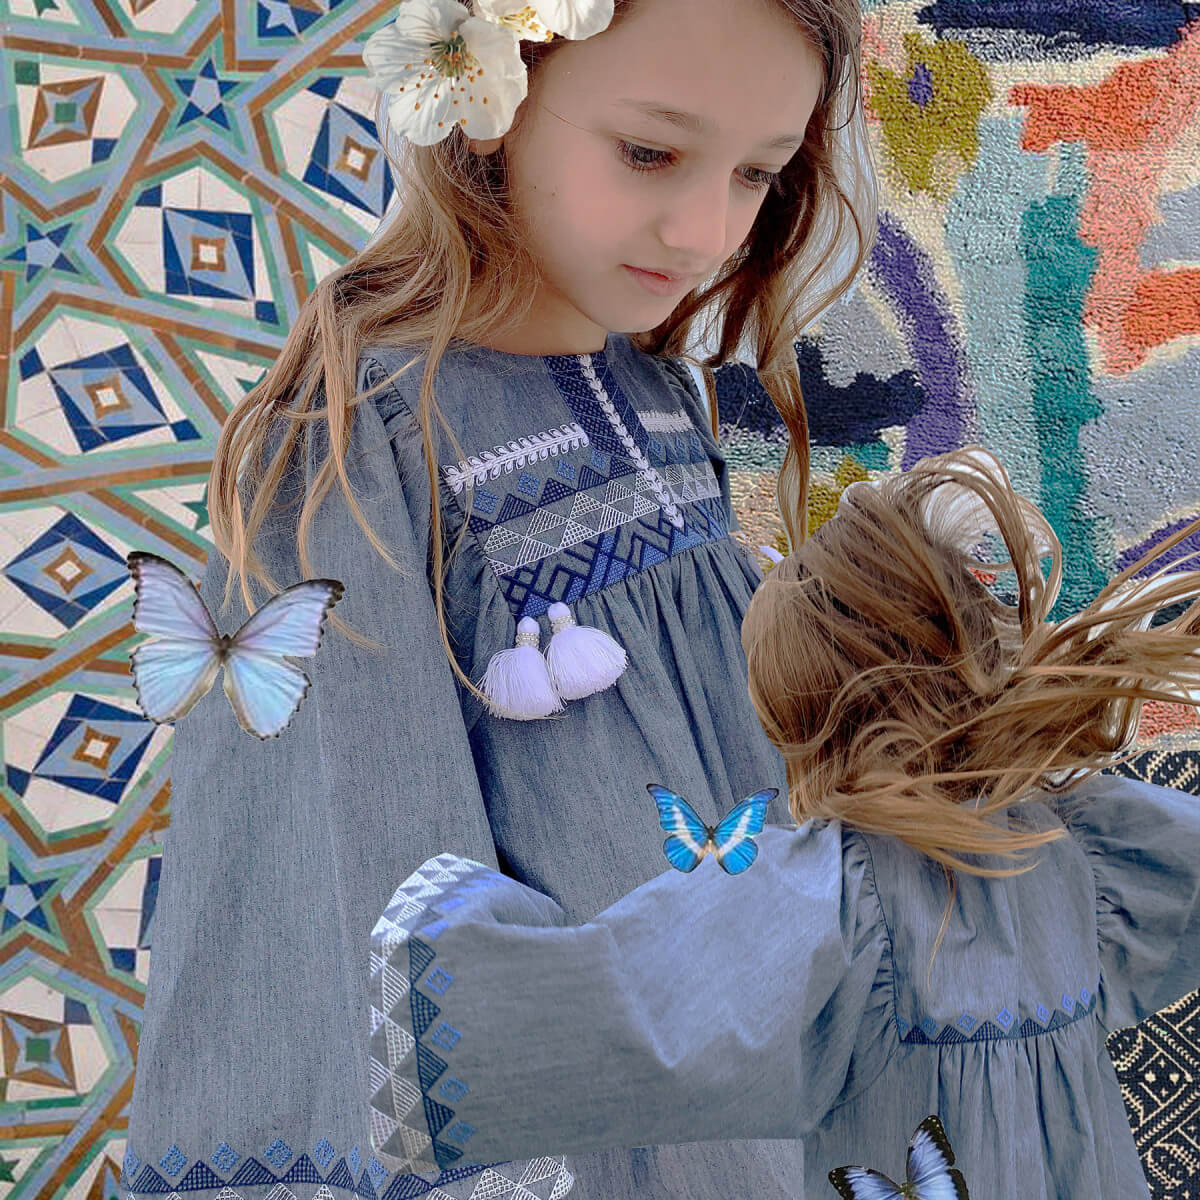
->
[[368, 822, 889, 1168], [1060, 772, 1200, 1030], [129, 356, 511, 1186]]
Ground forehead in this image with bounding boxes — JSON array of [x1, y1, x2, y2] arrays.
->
[[540, 0, 826, 140]]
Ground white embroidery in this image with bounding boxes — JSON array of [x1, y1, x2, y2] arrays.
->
[[660, 460, 724, 508], [440, 424, 590, 495], [368, 856, 577, 1197], [576, 356, 685, 530], [634, 407, 693, 435]]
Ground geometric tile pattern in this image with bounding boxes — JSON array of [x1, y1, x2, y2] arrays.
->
[[0, 1, 1197, 1198]]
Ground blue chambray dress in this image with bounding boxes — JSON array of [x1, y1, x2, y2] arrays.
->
[[124, 332, 803, 1200], [368, 775, 1200, 1200]]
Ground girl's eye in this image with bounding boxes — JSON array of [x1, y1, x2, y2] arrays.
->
[[616, 140, 784, 194]]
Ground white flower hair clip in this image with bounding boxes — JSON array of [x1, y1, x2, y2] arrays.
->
[[363, 0, 615, 146]]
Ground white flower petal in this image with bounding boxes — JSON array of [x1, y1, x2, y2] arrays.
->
[[363, 1, 527, 145], [456, 17, 529, 136], [473, 0, 554, 40], [532, 0, 614, 39], [474, 0, 614, 40], [363, 0, 468, 87]]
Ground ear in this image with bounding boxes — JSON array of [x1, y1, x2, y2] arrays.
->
[[468, 136, 505, 155]]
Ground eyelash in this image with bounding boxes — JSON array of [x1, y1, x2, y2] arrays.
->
[[617, 140, 785, 194]]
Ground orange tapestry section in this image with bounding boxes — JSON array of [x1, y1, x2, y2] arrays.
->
[[1010, 22, 1200, 372]]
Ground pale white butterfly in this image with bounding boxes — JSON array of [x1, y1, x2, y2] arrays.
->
[[126, 550, 344, 740]]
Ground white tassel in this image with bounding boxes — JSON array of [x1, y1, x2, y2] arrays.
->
[[480, 616, 565, 720], [544, 601, 628, 700]]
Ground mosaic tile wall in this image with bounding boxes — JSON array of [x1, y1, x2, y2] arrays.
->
[[0, 1, 1196, 1199]]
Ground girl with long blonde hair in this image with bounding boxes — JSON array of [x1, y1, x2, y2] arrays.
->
[[371, 447, 1200, 1199], [125, 0, 875, 1196]]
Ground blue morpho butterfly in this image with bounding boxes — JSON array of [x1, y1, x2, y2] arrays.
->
[[126, 550, 344, 741], [647, 783, 778, 874], [829, 1114, 969, 1200]]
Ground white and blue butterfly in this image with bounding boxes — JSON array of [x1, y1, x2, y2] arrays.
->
[[126, 550, 344, 741], [828, 1114, 969, 1200], [647, 783, 777, 875]]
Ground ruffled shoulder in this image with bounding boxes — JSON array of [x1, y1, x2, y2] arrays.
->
[[833, 828, 899, 1105], [1058, 772, 1200, 1030]]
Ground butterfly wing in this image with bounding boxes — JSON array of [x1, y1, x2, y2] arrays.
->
[[127, 552, 223, 721], [710, 787, 777, 875], [229, 577, 345, 659], [906, 1115, 970, 1200], [827, 1166, 904, 1200], [222, 579, 345, 739], [129, 639, 223, 723], [127, 551, 220, 642], [648, 784, 711, 872]]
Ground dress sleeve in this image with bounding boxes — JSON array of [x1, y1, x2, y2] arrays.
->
[[129, 353, 508, 1182], [367, 822, 892, 1169], [1059, 772, 1200, 1031]]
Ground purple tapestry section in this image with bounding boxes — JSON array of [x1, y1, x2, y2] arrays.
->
[[1117, 516, 1200, 578], [868, 212, 975, 468]]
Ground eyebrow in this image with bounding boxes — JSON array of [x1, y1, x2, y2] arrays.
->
[[615, 99, 806, 150]]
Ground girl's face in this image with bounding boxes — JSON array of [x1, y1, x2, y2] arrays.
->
[[470, 0, 825, 355]]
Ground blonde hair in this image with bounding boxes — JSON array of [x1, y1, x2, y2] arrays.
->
[[203, 0, 877, 708], [742, 447, 1200, 879]]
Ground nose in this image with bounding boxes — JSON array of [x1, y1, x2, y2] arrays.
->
[[654, 170, 732, 266]]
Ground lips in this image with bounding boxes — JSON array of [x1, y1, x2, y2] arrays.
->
[[633, 268, 691, 284]]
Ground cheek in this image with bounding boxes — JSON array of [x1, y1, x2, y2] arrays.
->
[[543, 151, 632, 244], [727, 203, 764, 258]]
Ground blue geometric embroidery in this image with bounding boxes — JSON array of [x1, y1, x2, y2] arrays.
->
[[124, 1134, 516, 1200], [430, 1021, 461, 1051], [212, 1143, 239, 1172], [442, 351, 728, 620], [160, 1145, 186, 1175], [899, 983, 1100, 1044], [264, 1138, 292, 1168], [409, 984, 440, 1039], [426, 967, 454, 995], [441, 424, 589, 495], [368, 858, 517, 1171]]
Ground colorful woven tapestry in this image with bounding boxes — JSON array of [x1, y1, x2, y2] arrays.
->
[[716, 5, 1200, 1194], [0, 1, 1196, 1198]]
